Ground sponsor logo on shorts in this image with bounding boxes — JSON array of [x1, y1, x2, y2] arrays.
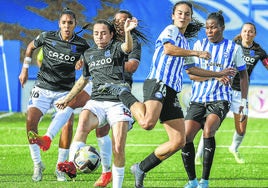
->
[[155, 92, 163, 99]]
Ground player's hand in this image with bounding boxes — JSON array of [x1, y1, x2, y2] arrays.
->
[[19, 68, 28, 88], [220, 68, 237, 77], [75, 59, 84, 70], [239, 98, 248, 122], [198, 51, 211, 60], [124, 17, 138, 32], [216, 76, 231, 85], [55, 99, 69, 110]]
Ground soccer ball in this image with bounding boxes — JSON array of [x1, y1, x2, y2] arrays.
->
[[73, 145, 101, 173]]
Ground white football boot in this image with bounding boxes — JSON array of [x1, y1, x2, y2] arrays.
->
[[32, 161, 45, 182], [55, 168, 67, 182]]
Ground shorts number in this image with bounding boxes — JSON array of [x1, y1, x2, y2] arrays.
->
[[30, 89, 40, 98], [159, 82, 167, 97]]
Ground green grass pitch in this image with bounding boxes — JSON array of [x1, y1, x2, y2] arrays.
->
[[0, 113, 267, 187]]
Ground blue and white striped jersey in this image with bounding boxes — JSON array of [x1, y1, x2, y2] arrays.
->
[[147, 24, 194, 92], [190, 38, 246, 103]]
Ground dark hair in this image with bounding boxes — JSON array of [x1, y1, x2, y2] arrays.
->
[[173, 1, 204, 38], [234, 22, 257, 42], [112, 10, 149, 44], [207, 10, 225, 27], [234, 22, 260, 50], [243, 22, 256, 34], [60, 7, 76, 21], [173, 1, 193, 15], [93, 19, 116, 35]]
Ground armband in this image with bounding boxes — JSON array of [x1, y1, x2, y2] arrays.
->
[[262, 58, 268, 66], [23, 63, 29, 68], [24, 57, 32, 64], [241, 98, 247, 107], [241, 98, 248, 116]]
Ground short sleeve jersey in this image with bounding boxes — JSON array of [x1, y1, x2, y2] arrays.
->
[[82, 40, 126, 101], [232, 40, 268, 91], [190, 38, 247, 103], [147, 24, 194, 92], [34, 31, 89, 91]]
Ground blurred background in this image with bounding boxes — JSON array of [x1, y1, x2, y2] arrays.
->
[[0, 0, 267, 118]]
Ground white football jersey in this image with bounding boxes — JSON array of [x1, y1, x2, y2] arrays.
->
[[190, 38, 246, 103], [147, 24, 194, 92]]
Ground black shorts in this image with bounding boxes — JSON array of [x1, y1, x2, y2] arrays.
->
[[143, 79, 184, 123], [185, 100, 230, 127]]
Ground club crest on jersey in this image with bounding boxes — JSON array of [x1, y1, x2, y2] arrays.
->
[[223, 50, 229, 58], [71, 45, 77, 53], [105, 50, 111, 57], [250, 50, 255, 56], [52, 41, 57, 47]]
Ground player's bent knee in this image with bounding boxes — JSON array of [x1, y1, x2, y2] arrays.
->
[[172, 140, 185, 151]]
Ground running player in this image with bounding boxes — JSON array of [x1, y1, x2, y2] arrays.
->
[[18, 8, 89, 182]]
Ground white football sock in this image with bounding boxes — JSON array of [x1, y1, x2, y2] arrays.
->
[[112, 164, 124, 188], [57, 148, 69, 164], [97, 135, 112, 173], [69, 141, 85, 162], [230, 131, 244, 152], [196, 134, 204, 157], [46, 107, 74, 139], [29, 144, 41, 166]]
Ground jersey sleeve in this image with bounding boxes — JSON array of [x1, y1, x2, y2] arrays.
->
[[128, 39, 141, 62], [258, 46, 268, 66], [158, 25, 179, 45], [82, 54, 90, 78], [184, 40, 201, 70], [33, 32, 46, 48], [234, 45, 247, 71]]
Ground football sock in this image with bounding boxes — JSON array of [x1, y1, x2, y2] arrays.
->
[[46, 107, 74, 139], [202, 137, 215, 180], [230, 131, 244, 152], [139, 152, 162, 173], [69, 141, 85, 162], [112, 164, 124, 188], [119, 90, 139, 109], [57, 148, 69, 163], [29, 144, 41, 166], [181, 142, 196, 180], [196, 134, 204, 158], [97, 135, 112, 172]]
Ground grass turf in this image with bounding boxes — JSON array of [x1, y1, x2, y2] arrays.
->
[[0, 113, 267, 187]]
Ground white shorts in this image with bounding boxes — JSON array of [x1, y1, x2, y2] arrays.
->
[[82, 100, 134, 130], [83, 81, 92, 96], [230, 90, 242, 114], [27, 86, 68, 115]]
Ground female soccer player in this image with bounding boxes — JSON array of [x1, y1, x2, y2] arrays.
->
[[181, 11, 249, 188], [56, 18, 138, 188], [229, 22, 268, 163], [195, 22, 268, 165], [18, 8, 89, 182]]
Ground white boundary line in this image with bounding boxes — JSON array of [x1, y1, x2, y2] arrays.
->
[[0, 126, 268, 133], [0, 112, 14, 119], [0, 144, 267, 148]]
